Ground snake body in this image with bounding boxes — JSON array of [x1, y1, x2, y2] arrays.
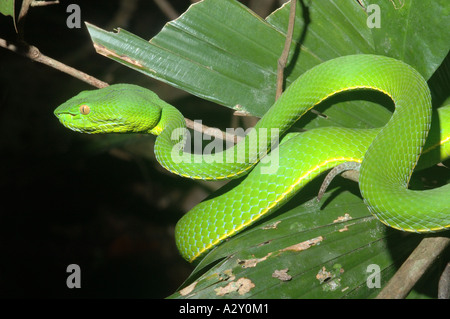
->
[[55, 55, 450, 262]]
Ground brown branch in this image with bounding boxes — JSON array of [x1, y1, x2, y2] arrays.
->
[[0, 39, 108, 88], [30, 1, 60, 7], [18, 0, 33, 23], [17, 0, 34, 38], [438, 262, 450, 299], [276, 0, 296, 100], [376, 237, 450, 299], [185, 119, 240, 144]]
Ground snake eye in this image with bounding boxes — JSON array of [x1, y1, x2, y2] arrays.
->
[[80, 104, 90, 115]]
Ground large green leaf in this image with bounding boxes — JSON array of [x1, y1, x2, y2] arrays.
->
[[167, 189, 422, 299], [83, 0, 450, 298]]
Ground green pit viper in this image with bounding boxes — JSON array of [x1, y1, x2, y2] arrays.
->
[[55, 55, 450, 262]]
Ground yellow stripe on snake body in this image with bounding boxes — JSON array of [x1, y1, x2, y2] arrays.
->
[[54, 55, 450, 262]]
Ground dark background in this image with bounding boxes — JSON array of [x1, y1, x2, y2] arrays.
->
[[0, 0, 284, 298]]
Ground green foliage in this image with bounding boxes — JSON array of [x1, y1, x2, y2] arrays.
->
[[85, 0, 449, 298]]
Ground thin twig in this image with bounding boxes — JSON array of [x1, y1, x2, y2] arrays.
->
[[31, 0, 60, 7], [0, 39, 108, 88], [185, 119, 241, 144], [18, 0, 33, 23], [276, 0, 296, 100], [438, 262, 450, 299], [17, 0, 33, 37], [376, 237, 450, 299]]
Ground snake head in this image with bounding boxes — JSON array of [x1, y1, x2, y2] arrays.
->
[[54, 84, 162, 134]]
